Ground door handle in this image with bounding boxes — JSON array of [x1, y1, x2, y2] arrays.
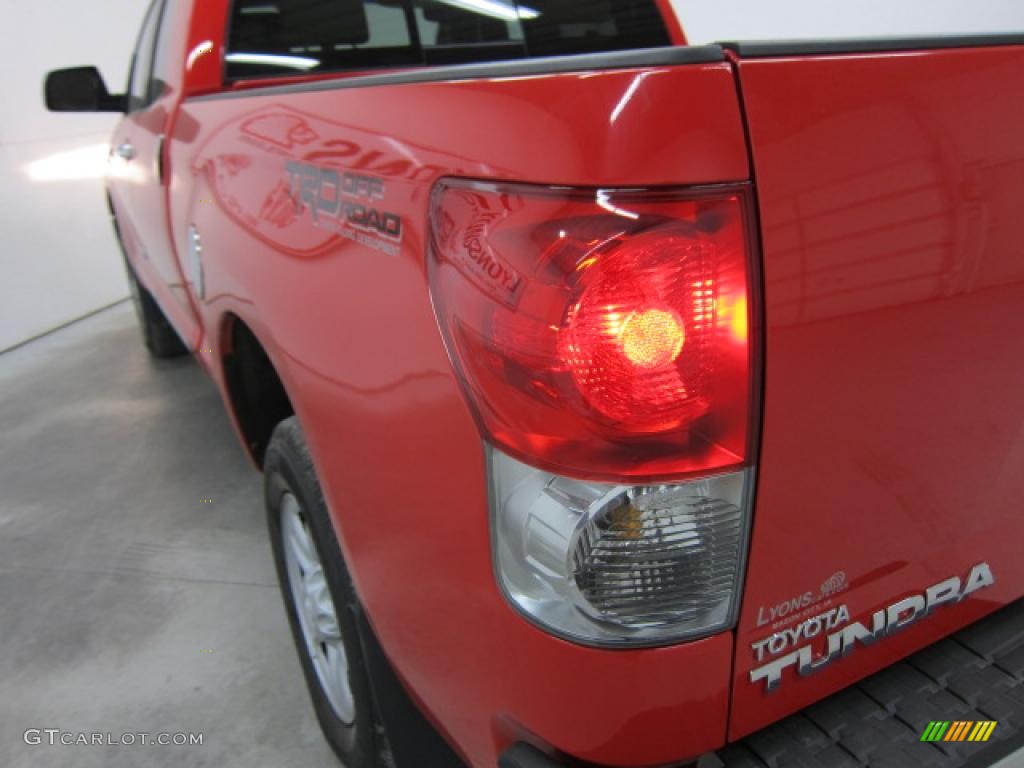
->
[[115, 142, 136, 160]]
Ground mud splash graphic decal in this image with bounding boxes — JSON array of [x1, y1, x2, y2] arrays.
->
[[749, 563, 995, 692]]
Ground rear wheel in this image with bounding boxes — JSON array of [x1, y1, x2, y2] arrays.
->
[[265, 417, 389, 768]]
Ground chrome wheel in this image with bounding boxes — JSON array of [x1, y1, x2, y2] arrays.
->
[[281, 492, 355, 724]]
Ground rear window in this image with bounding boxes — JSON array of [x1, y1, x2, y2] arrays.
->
[[225, 0, 671, 80]]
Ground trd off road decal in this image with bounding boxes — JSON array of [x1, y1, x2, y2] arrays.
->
[[749, 563, 995, 692], [195, 106, 441, 258], [285, 160, 403, 257]]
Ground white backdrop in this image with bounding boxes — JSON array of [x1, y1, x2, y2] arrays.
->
[[0, 0, 148, 352]]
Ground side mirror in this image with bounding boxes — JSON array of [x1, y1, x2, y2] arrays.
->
[[44, 66, 124, 112]]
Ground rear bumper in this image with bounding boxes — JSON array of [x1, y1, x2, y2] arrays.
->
[[501, 600, 1024, 768], [713, 599, 1024, 768]]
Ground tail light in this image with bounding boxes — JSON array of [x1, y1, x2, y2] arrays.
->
[[429, 179, 758, 645], [429, 179, 755, 482]]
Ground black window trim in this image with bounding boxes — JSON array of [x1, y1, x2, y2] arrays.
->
[[193, 43, 725, 102], [124, 4, 151, 109], [189, 26, 1024, 104], [126, 0, 171, 113], [720, 32, 1024, 58]]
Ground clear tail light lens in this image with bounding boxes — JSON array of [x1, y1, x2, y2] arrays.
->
[[489, 449, 753, 645], [428, 179, 755, 482]]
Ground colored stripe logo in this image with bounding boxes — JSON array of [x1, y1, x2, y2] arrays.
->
[[921, 721, 997, 742]]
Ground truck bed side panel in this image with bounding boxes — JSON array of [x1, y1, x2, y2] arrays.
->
[[731, 44, 1024, 739], [169, 61, 748, 767]]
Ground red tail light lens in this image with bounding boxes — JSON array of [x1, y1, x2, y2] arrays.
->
[[429, 180, 756, 482]]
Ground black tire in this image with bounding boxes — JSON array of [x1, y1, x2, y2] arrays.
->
[[124, 265, 188, 358], [110, 205, 187, 360], [265, 417, 388, 768]]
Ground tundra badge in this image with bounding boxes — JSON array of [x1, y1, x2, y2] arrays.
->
[[750, 563, 995, 692]]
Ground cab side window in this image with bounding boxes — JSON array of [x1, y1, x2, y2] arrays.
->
[[516, 0, 670, 57], [126, 0, 167, 111], [225, 0, 671, 80], [226, 0, 420, 80], [414, 1, 527, 66]]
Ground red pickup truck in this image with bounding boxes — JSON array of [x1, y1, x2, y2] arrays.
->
[[45, 2, 1024, 766]]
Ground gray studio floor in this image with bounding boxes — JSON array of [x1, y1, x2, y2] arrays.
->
[[0, 302, 338, 768]]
